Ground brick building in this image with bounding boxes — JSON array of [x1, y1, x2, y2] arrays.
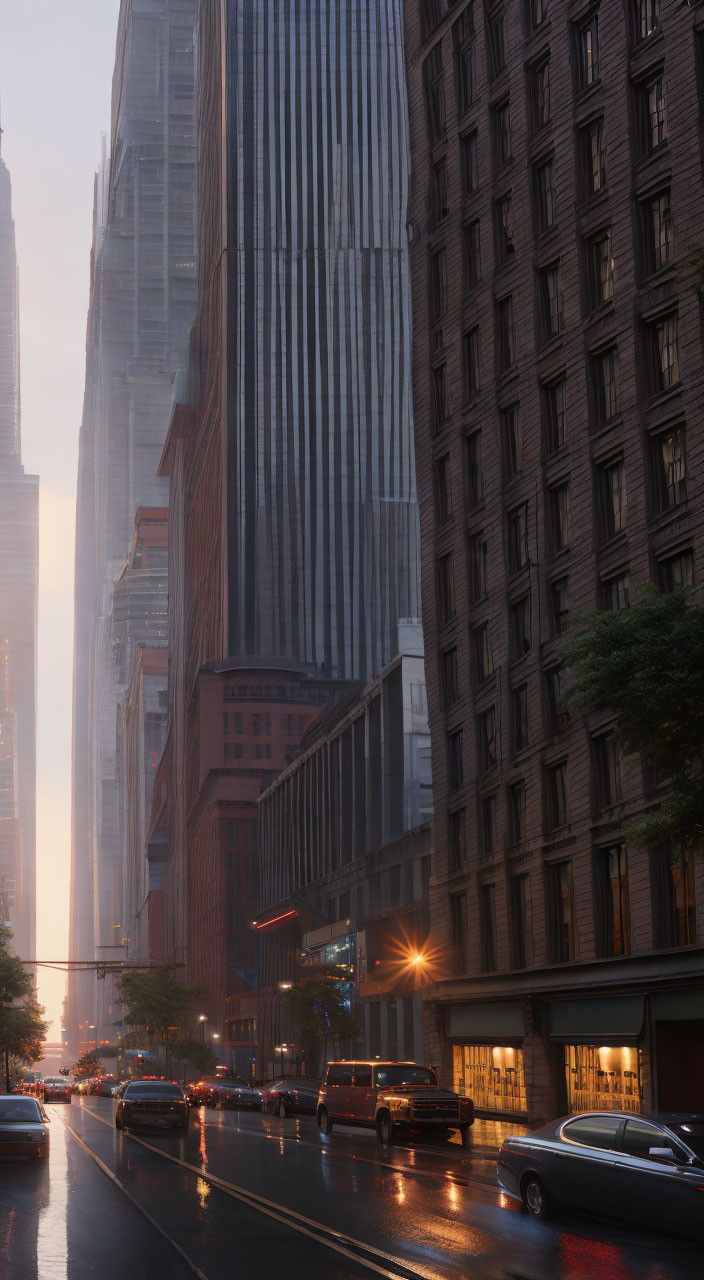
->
[[406, 0, 704, 1119]]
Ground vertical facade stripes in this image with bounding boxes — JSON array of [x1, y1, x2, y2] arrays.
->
[[225, 1, 421, 681]]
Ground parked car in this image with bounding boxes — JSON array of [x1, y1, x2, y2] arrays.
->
[[115, 1081, 189, 1132], [96, 1076, 118, 1097], [498, 1111, 704, 1238], [317, 1060, 474, 1145], [43, 1076, 72, 1104], [211, 1077, 262, 1110], [0, 1094, 50, 1159], [262, 1077, 321, 1118]]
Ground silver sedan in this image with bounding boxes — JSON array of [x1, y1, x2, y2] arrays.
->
[[0, 1094, 50, 1159], [498, 1111, 704, 1238]]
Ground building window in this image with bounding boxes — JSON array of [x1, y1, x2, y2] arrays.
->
[[587, 228, 614, 309], [602, 570, 631, 611], [481, 884, 498, 971], [481, 794, 497, 856], [461, 129, 479, 194], [593, 732, 623, 809], [535, 157, 554, 234], [565, 1046, 641, 1114], [493, 99, 512, 168], [652, 426, 686, 512], [473, 623, 493, 682], [659, 548, 694, 592], [451, 893, 468, 974], [463, 327, 481, 399], [465, 429, 483, 507], [543, 375, 566, 453], [598, 457, 627, 540], [510, 595, 531, 660], [512, 684, 529, 753], [592, 346, 619, 424], [548, 860, 575, 961], [454, 1044, 528, 1112], [648, 312, 679, 392], [442, 646, 460, 707], [429, 246, 448, 326], [454, 7, 476, 115], [486, 7, 507, 79], [469, 530, 488, 601], [508, 502, 528, 574], [530, 56, 551, 132], [497, 295, 516, 372], [448, 728, 464, 791], [528, 0, 548, 30], [434, 453, 452, 524], [509, 780, 526, 842], [437, 551, 455, 623], [546, 761, 568, 830], [512, 874, 533, 969], [550, 577, 569, 635], [424, 43, 446, 145], [546, 666, 569, 733], [431, 364, 447, 431], [655, 847, 696, 947], [581, 118, 606, 196], [643, 191, 672, 274], [463, 219, 482, 290], [550, 482, 570, 553], [644, 74, 667, 151], [636, 0, 660, 42], [448, 808, 466, 870], [494, 193, 515, 264], [576, 13, 599, 90], [421, 0, 448, 40], [478, 706, 497, 772], [540, 262, 563, 338], [502, 405, 521, 480], [431, 157, 449, 227]]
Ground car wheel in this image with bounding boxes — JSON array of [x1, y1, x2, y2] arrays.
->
[[376, 1111, 393, 1145], [317, 1107, 333, 1135], [115, 1113, 123, 1131], [522, 1173, 550, 1220], [278, 1097, 287, 1119]]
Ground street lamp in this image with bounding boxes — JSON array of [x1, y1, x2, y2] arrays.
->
[[199, 1014, 207, 1044]]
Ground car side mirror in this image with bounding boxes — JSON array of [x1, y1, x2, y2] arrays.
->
[[648, 1146, 675, 1160]]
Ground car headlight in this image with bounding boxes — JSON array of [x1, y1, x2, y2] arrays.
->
[[388, 1097, 410, 1111], [37, 1131, 48, 1142]]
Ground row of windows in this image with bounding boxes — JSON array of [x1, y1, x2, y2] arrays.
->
[[449, 842, 695, 975], [223, 712, 309, 737]]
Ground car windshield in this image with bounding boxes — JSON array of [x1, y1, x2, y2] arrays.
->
[[45, 1078, 64, 1085], [374, 1065, 438, 1088], [124, 1084, 183, 1099], [0, 1098, 41, 1121], [670, 1122, 704, 1161]]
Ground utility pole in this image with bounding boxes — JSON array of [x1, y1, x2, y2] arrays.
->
[[4, 1048, 10, 1094]]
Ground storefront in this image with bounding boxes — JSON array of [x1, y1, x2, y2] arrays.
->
[[448, 1002, 527, 1116], [550, 996, 645, 1114]]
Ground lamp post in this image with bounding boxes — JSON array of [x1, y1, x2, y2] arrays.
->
[[199, 1014, 207, 1044]]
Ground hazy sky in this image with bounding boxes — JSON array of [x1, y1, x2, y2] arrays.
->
[[0, 0, 120, 1039]]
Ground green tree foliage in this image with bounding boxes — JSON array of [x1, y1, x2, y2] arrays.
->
[[283, 979, 357, 1051], [170, 1036, 216, 1076], [118, 967, 207, 1040], [72, 1052, 105, 1080], [560, 585, 704, 852], [0, 926, 47, 1065]]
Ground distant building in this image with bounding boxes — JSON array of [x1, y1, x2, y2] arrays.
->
[[0, 130, 39, 960], [405, 0, 704, 1119]]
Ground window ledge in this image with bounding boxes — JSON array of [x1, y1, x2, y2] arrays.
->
[[590, 413, 623, 441], [583, 299, 615, 327], [648, 499, 689, 535], [538, 334, 564, 358], [598, 530, 628, 553], [644, 382, 683, 410]]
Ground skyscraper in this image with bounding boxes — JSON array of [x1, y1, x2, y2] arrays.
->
[[0, 129, 39, 960], [66, 0, 198, 1053]]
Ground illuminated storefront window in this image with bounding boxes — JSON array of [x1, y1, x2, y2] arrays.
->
[[565, 1044, 642, 1113], [453, 1044, 527, 1113]]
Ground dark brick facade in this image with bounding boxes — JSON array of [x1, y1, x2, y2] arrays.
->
[[406, 0, 704, 1119]]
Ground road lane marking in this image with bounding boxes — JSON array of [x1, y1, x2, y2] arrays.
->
[[69, 1106, 460, 1280], [56, 1111, 209, 1280]]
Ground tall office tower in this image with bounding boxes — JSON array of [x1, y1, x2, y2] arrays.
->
[[153, 1, 421, 1044], [0, 133, 39, 961], [405, 0, 704, 1119], [66, 0, 197, 1055]]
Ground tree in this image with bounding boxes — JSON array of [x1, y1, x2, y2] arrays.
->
[[0, 925, 47, 1088], [118, 967, 208, 1077], [560, 585, 704, 852], [73, 1052, 105, 1081], [170, 1036, 216, 1078], [283, 980, 358, 1067]]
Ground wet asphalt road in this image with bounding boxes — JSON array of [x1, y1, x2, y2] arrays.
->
[[0, 1097, 701, 1280]]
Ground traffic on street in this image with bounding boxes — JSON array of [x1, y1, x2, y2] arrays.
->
[[1, 1093, 702, 1280]]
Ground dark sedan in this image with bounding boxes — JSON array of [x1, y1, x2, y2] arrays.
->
[[211, 1077, 262, 1110], [498, 1110, 704, 1238], [262, 1077, 321, 1118], [115, 1080, 189, 1132], [43, 1076, 72, 1103], [0, 1095, 50, 1159]]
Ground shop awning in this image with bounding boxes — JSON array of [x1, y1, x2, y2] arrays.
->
[[549, 996, 644, 1044], [448, 1002, 525, 1041], [654, 988, 704, 1021]]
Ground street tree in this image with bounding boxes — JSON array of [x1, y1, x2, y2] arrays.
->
[[73, 1052, 105, 1080], [0, 925, 47, 1088], [283, 979, 357, 1068], [118, 967, 208, 1075], [560, 584, 704, 852]]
